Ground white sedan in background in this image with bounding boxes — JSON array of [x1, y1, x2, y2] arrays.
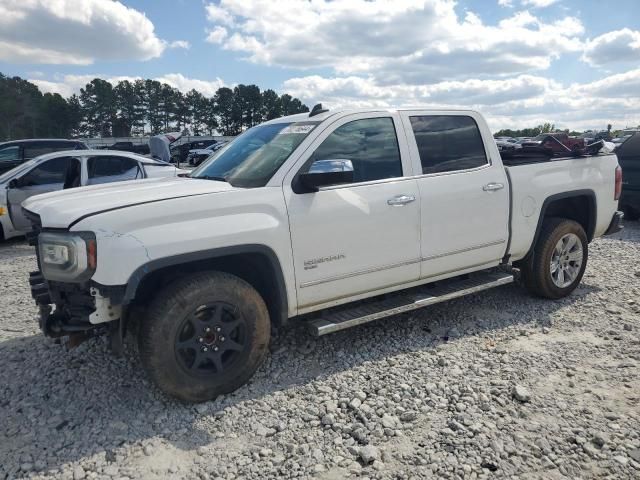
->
[[0, 150, 187, 240]]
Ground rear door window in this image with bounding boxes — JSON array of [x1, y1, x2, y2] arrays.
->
[[87, 156, 142, 185], [409, 115, 488, 174]]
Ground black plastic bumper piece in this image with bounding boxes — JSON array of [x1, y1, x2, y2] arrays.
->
[[604, 211, 624, 236]]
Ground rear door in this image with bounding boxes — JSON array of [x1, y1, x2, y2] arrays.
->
[[399, 112, 509, 279], [7, 156, 80, 231]]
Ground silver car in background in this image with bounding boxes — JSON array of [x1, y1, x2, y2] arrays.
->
[[0, 149, 187, 240]]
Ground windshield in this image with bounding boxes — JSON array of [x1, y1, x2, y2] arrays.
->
[[191, 121, 317, 187], [0, 158, 37, 184]]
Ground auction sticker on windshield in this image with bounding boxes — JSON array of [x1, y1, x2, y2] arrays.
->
[[278, 124, 316, 135]]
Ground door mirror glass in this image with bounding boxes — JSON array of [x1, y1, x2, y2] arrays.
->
[[299, 159, 354, 191], [8, 178, 21, 189]]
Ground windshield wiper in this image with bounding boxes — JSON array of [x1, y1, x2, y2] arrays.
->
[[194, 175, 228, 183]]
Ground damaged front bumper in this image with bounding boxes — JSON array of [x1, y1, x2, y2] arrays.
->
[[26, 218, 125, 338], [29, 271, 123, 337]]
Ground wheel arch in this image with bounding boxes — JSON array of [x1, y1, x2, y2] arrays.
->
[[527, 189, 596, 258], [124, 244, 289, 326]]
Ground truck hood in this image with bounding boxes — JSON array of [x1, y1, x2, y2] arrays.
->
[[22, 177, 235, 228]]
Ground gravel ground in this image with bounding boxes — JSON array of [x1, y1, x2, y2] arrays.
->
[[1, 223, 639, 480]]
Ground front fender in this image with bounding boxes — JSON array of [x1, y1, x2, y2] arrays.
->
[[72, 188, 297, 315]]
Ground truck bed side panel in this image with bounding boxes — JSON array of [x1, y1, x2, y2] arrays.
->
[[506, 154, 619, 261]]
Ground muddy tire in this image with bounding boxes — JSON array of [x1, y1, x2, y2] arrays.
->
[[138, 271, 270, 402], [521, 218, 588, 299]]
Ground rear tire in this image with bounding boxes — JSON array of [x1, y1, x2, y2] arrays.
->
[[521, 218, 588, 299], [138, 271, 271, 402]]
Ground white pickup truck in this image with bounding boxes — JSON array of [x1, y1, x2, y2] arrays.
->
[[23, 107, 623, 402]]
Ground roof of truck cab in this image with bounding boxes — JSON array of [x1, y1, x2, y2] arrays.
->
[[262, 108, 482, 125]]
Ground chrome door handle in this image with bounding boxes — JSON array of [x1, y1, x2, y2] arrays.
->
[[387, 194, 416, 206], [483, 183, 504, 192]]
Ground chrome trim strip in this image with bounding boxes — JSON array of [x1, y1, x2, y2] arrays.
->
[[405, 163, 491, 180], [318, 175, 411, 191], [421, 239, 506, 261], [299, 257, 421, 288]]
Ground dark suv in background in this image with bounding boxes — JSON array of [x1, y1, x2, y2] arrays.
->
[[170, 139, 217, 164], [616, 133, 640, 220], [0, 139, 88, 174]]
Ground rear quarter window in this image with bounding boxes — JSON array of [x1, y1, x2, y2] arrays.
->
[[409, 115, 488, 174]]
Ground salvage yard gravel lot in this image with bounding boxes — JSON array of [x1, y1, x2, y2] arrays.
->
[[1, 223, 639, 480]]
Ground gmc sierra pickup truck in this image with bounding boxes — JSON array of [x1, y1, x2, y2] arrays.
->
[[23, 107, 623, 402]]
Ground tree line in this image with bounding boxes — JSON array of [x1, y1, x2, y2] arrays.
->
[[493, 123, 560, 138], [0, 72, 309, 141]]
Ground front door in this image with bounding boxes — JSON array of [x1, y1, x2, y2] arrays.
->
[[7, 156, 80, 231], [283, 113, 421, 311], [399, 112, 510, 278]]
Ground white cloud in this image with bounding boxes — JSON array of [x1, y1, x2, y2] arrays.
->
[[206, 26, 228, 44], [31, 74, 226, 98], [282, 70, 640, 131], [204, 0, 584, 83], [205, 3, 235, 26], [168, 40, 191, 50], [521, 0, 559, 7], [155, 74, 226, 97], [0, 0, 166, 64], [582, 28, 640, 66], [498, 0, 513, 7]]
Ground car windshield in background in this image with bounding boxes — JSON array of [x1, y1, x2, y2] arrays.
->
[[191, 122, 318, 188], [0, 158, 37, 183]]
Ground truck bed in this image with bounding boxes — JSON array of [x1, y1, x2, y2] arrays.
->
[[504, 153, 619, 262]]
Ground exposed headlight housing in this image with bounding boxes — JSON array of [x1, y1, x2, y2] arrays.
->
[[38, 232, 97, 282]]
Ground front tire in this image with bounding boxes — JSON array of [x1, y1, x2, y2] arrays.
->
[[521, 218, 588, 299], [138, 271, 271, 402]]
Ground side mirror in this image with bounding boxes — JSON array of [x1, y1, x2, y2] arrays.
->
[[299, 159, 354, 192], [7, 178, 21, 189]]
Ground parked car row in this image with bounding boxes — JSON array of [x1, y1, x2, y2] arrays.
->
[[0, 150, 186, 240], [98, 141, 150, 156], [495, 133, 605, 159], [170, 139, 218, 164], [186, 141, 229, 166]]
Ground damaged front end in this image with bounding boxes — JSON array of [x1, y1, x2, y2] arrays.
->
[[26, 210, 126, 353]]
